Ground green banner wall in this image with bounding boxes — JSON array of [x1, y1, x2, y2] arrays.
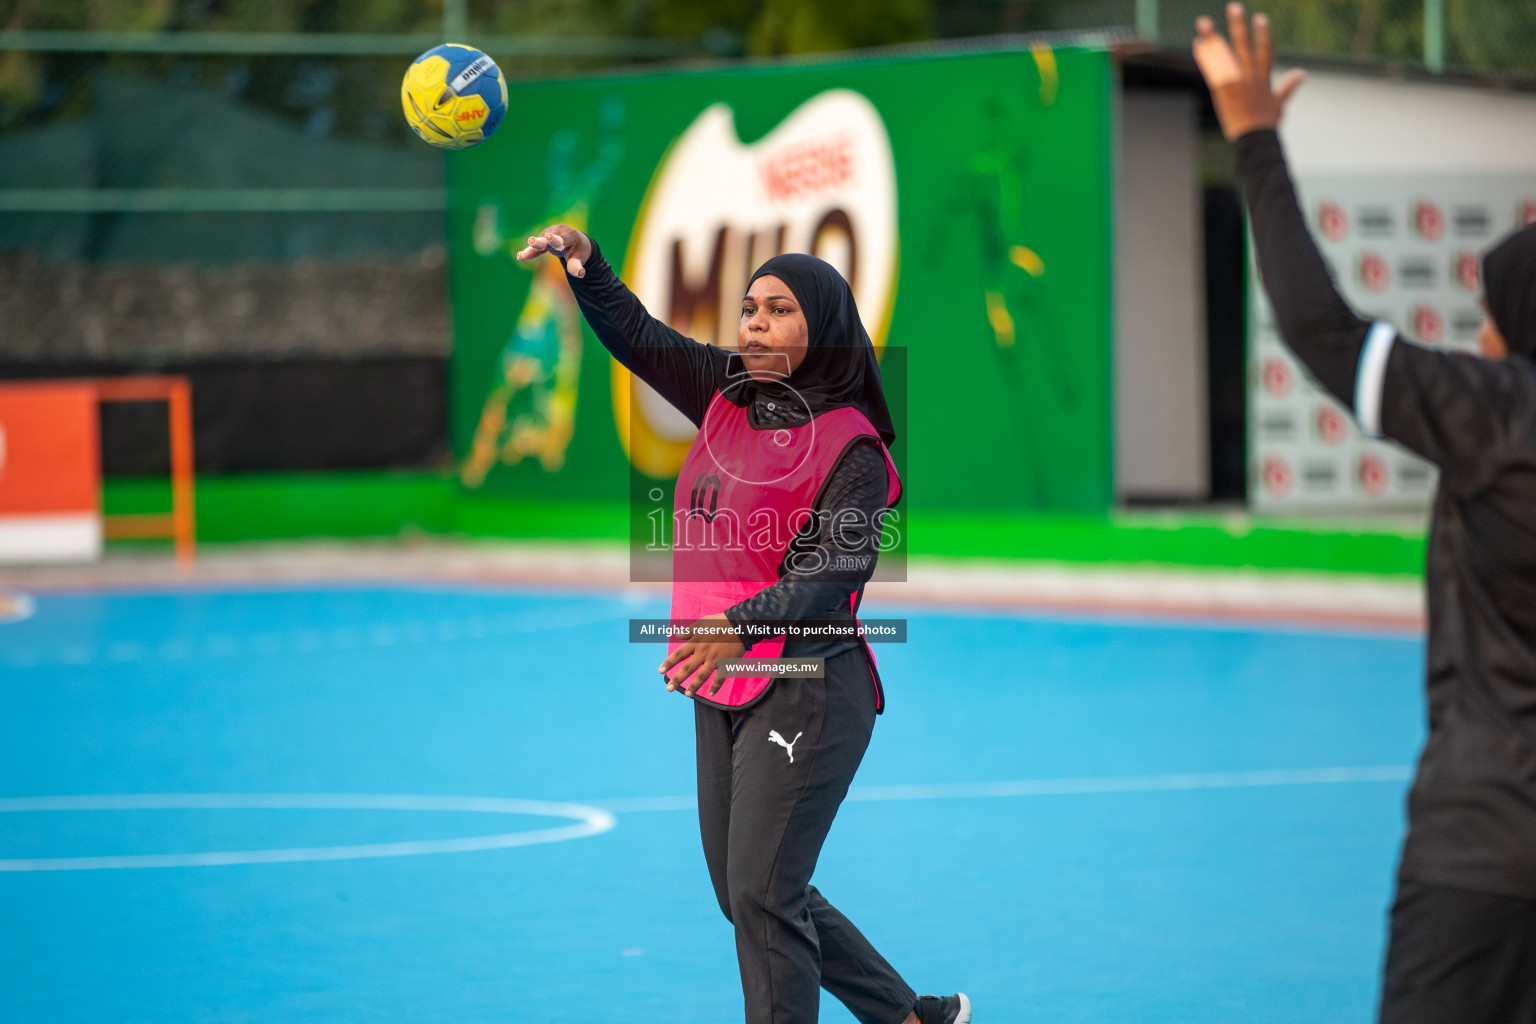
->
[[448, 45, 1113, 513]]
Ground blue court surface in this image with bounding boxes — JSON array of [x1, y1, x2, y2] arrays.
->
[[0, 583, 1425, 1023]]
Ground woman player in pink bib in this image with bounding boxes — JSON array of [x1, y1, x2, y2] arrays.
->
[[519, 225, 970, 1024]]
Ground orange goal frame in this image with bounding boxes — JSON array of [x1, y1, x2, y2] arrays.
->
[[94, 376, 196, 565]]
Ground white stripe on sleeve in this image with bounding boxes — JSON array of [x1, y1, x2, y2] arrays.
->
[[1354, 321, 1397, 439]]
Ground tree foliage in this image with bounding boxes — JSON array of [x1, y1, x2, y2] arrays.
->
[[1172, 0, 1536, 76], [0, 0, 935, 54]]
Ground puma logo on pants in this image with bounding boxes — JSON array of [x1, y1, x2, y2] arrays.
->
[[768, 730, 803, 763]]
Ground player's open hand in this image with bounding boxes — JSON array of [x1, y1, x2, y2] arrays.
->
[[516, 224, 592, 278], [659, 614, 747, 698], [1193, 3, 1306, 141]]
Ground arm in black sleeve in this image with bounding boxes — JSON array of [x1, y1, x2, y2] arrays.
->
[[563, 240, 727, 427], [1234, 129, 1370, 403], [1237, 129, 1527, 492], [722, 439, 888, 643]]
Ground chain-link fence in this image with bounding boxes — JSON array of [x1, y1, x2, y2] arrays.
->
[[939, 0, 1536, 79], [0, 46, 451, 371], [0, 4, 718, 476], [0, 14, 702, 362], [1146, 0, 1536, 77], [2, 2, 1525, 360], [1, 0, 1529, 474]]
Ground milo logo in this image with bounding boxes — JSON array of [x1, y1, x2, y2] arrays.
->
[[616, 90, 898, 478]]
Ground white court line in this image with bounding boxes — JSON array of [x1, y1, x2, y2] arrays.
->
[[594, 765, 1413, 813], [0, 770, 1414, 870], [0, 794, 616, 872]]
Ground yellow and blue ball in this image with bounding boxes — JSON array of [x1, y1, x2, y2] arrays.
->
[[401, 44, 507, 151]]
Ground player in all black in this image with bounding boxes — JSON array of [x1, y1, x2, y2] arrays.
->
[[1195, 6, 1536, 1021]]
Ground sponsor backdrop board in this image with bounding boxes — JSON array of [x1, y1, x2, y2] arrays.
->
[[447, 46, 1113, 515], [1249, 176, 1536, 512]]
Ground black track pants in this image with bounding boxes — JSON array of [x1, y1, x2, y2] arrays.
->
[[694, 647, 918, 1024], [1379, 880, 1536, 1023]]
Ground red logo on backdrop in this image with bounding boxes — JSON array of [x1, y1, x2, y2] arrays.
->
[[1358, 453, 1389, 496], [1359, 251, 1390, 292], [1413, 199, 1446, 241], [1414, 304, 1444, 343], [1317, 404, 1348, 445], [1521, 199, 1536, 227], [759, 135, 855, 202], [1262, 356, 1294, 397], [1454, 250, 1481, 292], [1318, 201, 1348, 242], [1263, 456, 1293, 498]]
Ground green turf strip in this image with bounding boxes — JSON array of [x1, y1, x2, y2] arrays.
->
[[103, 472, 1426, 577]]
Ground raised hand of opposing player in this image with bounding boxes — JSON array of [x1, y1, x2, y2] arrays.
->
[[1193, 2, 1306, 141], [516, 223, 593, 278]]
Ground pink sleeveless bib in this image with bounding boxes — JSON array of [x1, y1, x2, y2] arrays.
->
[[668, 388, 900, 709]]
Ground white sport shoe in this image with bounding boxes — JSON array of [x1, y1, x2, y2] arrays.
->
[[915, 992, 971, 1024]]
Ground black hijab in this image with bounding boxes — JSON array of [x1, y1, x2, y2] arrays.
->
[[1483, 223, 1536, 360], [737, 253, 897, 446]]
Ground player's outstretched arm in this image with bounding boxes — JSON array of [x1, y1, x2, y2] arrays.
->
[[1196, 3, 1527, 490], [1194, 5, 1369, 407], [517, 223, 726, 426]]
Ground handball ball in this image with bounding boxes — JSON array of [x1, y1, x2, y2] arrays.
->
[[401, 44, 507, 150]]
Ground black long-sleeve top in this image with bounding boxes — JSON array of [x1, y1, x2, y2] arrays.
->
[[1238, 129, 1536, 899], [564, 241, 892, 659]]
